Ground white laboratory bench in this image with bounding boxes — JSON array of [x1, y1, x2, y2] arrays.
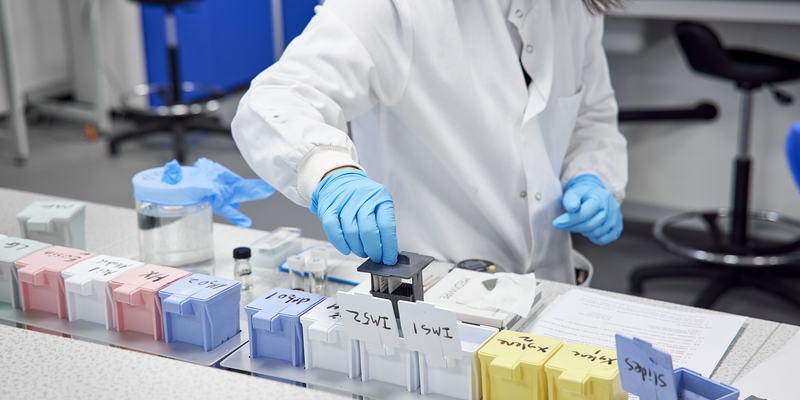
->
[[0, 186, 796, 399]]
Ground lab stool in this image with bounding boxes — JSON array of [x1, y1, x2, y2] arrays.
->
[[108, 0, 231, 163], [629, 22, 800, 310]]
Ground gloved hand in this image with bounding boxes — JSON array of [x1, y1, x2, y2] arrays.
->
[[552, 174, 622, 245], [310, 168, 399, 265], [192, 158, 275, 228]]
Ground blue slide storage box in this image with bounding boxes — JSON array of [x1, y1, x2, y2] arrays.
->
[[675, 368, 739, 400], [246, 288, 325, 366], [158, 274, 241, 351]]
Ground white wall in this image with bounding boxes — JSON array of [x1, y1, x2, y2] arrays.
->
[[64, 0, 146, 108], [0, 0, 145, 116], [0, 0, 71, 113], [607, 19, 800, 220]]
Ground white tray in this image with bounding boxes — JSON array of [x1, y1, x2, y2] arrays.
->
[[221, 343, 460, 400], [0, 303, 248, 367]]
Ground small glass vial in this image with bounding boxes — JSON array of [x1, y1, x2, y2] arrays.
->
[[310, 246, 329, 261], [286, 255, 306, 291], [307, 257, 328, 295], [233, 247, 253, 291]]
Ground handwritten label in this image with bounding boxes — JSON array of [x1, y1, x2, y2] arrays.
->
[[496, 335, 552, 353], [326, 302, 340, 320], [186, 277, 227, 290], [615, 334, 677, 400], [337, 291, 400, 348], [42, 203, 76, 209], [570, 349, 617, 365], [139, 270, 171, 282], [3, 242, 29, 251], [398, 300, 462, 366], [87, 258, 140, 277], [42, 249, 86, 263], [264, 291, 312, 305]]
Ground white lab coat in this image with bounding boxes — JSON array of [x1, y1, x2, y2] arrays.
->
[[232, 0, 627, 283]]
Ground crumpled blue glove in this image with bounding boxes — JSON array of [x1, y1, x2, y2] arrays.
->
[[137, 158, 275, 229], [310, 168, 399, 265], [552, 174, 622, 245], [192, 158, 275, 228]]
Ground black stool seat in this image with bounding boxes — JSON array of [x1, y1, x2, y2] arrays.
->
[[676, 22, 800, 87]]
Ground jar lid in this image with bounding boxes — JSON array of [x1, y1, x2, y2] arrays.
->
[[132, 160, 212, 206]]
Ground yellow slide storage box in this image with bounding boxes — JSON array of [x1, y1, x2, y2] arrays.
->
[[477, 331, 564, 400], [544, 343, 627, 400]]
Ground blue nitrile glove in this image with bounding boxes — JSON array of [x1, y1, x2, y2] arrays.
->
[[552, 174, 623, 245], [310, 168, 399, 265], [193, 158, 275, 228], [133, 158, 274, 229]]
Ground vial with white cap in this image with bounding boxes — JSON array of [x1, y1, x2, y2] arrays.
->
[[286, 255, 306, 291], [306, 257, 328, 295], [310, 246, 329, 261]]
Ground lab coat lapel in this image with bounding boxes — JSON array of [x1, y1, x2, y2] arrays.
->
[[522, 0, 554, 123]]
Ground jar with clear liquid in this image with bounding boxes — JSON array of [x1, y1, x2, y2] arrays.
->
[[137, 199, 214, 267]]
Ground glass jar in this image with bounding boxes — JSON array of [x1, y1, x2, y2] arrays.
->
[[136, 199, 214, 267]]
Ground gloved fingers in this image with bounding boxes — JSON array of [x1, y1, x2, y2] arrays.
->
[[356, 206, 383, 263], [375, 201, 398, 265], [215, 204, 253, 229], [340, 205, 368, 259], [320, 209, 351, 256], [561, 187, 585, 213], [581, 210, 615, 238], [552, 197, 603, 230], [589, 214, 623, 245]]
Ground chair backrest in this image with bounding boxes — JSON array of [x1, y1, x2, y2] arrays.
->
[[675, 22, 731, 78], [786, 121, 800, 191]]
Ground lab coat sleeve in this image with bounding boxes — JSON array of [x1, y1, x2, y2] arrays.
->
[[559, 16, 628, 203], [231, 0, 412, 206]]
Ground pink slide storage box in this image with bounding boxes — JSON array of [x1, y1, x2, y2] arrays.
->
[[109, 265, 190, 340], [15, 246, 97, 318]]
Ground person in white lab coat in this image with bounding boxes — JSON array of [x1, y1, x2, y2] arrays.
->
[[232, 0, 628, 284]]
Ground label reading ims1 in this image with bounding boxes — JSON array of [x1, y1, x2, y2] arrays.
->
[[397, 300, 462, 366]]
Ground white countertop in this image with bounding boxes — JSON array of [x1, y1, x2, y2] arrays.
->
[[0, 187, 795, 398]]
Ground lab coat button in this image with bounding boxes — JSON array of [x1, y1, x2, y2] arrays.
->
[[515, 9, 523, 18], [520, 191, 527, 198], [535, 192, 542, 200], [526, 45, 533, 53]]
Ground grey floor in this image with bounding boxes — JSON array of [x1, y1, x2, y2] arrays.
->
[[2, 113, 800, 327]]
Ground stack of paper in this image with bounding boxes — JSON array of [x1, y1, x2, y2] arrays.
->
[[524, 290, 746, 377]]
